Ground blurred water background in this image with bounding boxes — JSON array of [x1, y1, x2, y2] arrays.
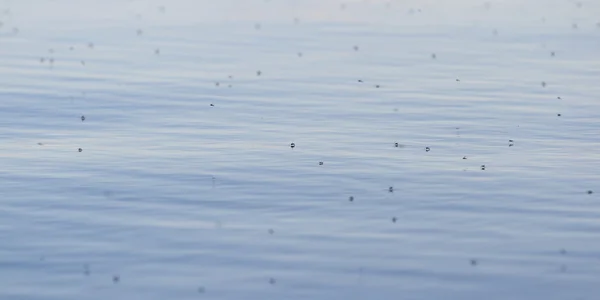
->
[[1, 0, 599, 299]]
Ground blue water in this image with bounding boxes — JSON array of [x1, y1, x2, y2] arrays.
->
[[1, 1, 600, 299]]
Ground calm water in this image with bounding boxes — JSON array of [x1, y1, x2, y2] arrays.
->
[[1, 1, 600, 299]]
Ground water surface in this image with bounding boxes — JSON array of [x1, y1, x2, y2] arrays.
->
[[1, 1, 600, 299]]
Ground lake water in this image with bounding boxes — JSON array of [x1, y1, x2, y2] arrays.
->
[[1, 1, 599, 299]]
